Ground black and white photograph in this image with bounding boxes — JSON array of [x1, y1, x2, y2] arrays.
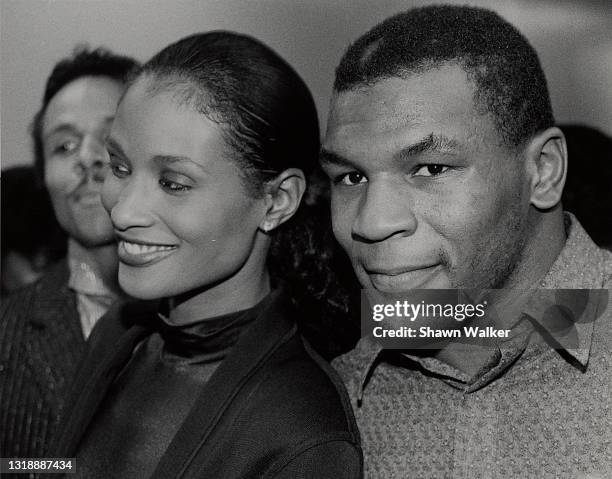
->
[[1, 1, 611, 477]]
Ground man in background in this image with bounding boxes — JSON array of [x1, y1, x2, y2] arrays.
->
[[0, 47, 138, 458], [321, 5, 612, 477]]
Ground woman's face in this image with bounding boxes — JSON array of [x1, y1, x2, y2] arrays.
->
[[102, 80, 269, 303]]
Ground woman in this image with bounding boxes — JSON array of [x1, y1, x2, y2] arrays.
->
[[51, 32, 362, 478]]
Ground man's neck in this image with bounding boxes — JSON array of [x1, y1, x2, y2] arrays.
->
[[68, 239, 121, 296], [506, 207, 567, 291], [435, 208, 568, 377]]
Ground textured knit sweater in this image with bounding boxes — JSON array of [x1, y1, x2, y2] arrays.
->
[[333, 215, 612, 478]]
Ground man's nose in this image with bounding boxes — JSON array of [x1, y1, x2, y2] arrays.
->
[[75, 135, 108, 182], [351, 179, 418, 243]]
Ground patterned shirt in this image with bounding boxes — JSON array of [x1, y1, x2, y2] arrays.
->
[[333, 215, 612, 478]]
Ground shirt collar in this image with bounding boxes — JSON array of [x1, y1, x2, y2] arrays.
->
[[353, 213, 610, 398], [539, 213, 612, 289], [528, 212, 611, 365]]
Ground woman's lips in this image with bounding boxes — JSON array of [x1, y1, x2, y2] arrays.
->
[[117, 239, 178, 267], [366, 264, 443, 292]]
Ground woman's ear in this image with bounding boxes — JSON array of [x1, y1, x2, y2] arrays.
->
[[526, 126, 568, 210], [259, 168, 306, 233]]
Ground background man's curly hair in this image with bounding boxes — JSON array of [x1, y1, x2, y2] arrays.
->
[[31, 46, 139, 181], [138, 31, 359, 358], [334, 4, 555, 148]]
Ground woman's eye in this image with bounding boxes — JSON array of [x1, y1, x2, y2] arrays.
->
[[108, 153, 130, 178], [53, 139, 79, 155], [413, 164, 449, 177], [336, 171, 368, 186], [110, 163, 130, 178], [159, 178, 191, 192]]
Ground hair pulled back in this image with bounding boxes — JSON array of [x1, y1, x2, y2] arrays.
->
[[137, 32, 358, 357]]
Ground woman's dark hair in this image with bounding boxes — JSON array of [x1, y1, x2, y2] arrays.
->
[[139, 31, 319, 195], [31, 46, 139, 182], [136, 31, 359, 357]]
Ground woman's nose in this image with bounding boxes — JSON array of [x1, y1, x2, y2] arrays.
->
[[109, 178, 155, 231]]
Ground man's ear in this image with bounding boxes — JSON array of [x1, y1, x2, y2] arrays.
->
[[259, 168, 306, 233], [525, 126, 567, 210]]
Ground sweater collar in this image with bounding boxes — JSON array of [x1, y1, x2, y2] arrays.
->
[[352, 214, 611, 399]]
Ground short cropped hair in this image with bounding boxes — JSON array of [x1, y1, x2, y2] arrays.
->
[[334, 5, 555, 147], [31, 46, 139, 180]]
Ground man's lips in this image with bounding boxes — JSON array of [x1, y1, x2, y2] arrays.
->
[[73, 191, 103, 207], [365, 264, 443, 292], [116, 236, 178, 267]]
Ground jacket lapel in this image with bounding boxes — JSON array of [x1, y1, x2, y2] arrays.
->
[[152, 290, 297, 479], [51, 302, 154, 456], [27, 262, 85, 404]]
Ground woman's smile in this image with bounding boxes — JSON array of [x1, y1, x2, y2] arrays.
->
[[117, 238, 178, 267]]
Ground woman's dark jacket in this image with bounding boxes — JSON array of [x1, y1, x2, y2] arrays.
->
[[51, 291, 363, 478]]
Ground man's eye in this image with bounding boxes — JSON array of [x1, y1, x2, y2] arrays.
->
[[335, 171, 368, 186], [159, 178, 191, 192], [54, 140, 79, 155], [413, 164, 449, 177]]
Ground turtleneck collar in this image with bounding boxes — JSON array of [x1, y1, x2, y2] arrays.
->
[[151, 292, 274, 364]]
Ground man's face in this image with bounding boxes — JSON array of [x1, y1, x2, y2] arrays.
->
[[42, 76, 124, 248], [322, 64, 533, 294]]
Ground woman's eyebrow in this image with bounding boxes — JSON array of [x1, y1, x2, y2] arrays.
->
[[105, 137, 127, 156], [152, 155, 207, 172]]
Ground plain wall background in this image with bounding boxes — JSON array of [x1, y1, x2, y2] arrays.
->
[[1, 0, 611, 169]]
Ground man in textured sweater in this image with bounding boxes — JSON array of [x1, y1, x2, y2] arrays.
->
[[321, 5, 612, 478]]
